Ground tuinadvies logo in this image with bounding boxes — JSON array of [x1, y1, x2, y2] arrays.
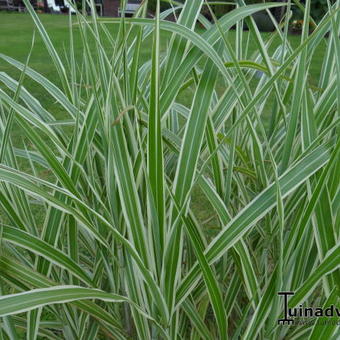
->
[[278, 292, 340, 326]]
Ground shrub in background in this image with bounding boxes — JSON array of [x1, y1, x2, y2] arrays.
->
[[245, 0, 335, 23], [292, 0, 337, 21], [148, 0, 174, 12], [201, 2, 232, 20]]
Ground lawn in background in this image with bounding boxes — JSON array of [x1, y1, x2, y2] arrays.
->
[[0, 12, 325, 93]]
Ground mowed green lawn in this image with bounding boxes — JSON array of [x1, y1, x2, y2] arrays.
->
[[0, 13, 119, 116], [0, 12, 326, 134], [0, 12, 325, 92]]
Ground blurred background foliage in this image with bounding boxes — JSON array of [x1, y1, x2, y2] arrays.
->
[[147, 0, 335, 22]]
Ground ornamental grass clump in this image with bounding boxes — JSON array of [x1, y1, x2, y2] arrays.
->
[[0, 0, 339, 339]]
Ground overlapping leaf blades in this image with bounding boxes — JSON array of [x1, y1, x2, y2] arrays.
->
[[0, 0, 339, 339]]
